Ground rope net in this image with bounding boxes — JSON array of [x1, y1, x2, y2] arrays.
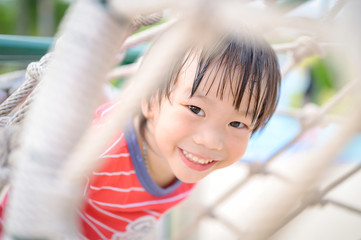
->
[[0, 0, 360, 239]]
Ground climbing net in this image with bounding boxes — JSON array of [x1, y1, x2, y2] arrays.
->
[[0, 0, 360, 239]]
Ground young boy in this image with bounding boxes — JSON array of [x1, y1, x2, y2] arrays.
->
[[79, 33, 281, 239], [0, 31, 280, 239]]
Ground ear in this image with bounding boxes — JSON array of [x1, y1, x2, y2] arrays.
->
[[141, 98, 155, 119]]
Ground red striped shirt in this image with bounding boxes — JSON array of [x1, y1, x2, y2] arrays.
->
[[0, 103, 195, 240], [80, 103, 195, 239]]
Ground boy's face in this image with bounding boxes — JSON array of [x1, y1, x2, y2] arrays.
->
[[143, 59, 254, 184]]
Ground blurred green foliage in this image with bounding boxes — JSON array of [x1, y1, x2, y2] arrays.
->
[[0, 0, 69, 73], [54, 1, 70, 29], [0, 0, 69, 36], [0, 0, 17, 34], [308, 57, 336, 103], [290, 54, 341, 108]]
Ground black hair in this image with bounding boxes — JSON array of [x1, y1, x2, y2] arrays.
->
[[139, 31, 281, 139]]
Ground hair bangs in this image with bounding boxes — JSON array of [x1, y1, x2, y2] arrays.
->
[[189, 38, 280, 132], [145, 32, 280, 135]]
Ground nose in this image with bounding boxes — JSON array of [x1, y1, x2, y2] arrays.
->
[[193, 127, 224, 151]]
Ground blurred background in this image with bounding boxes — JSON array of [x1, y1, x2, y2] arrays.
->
[[0, 0, 68, 72], [0, 0, 360, 239]]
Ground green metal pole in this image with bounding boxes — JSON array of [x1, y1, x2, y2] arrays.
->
[[0, 34, 53, 63]]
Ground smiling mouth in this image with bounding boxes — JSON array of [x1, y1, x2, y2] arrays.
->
[[182, 149, 214, 165]]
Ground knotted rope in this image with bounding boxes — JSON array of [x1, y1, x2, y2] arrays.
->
[[132, 12, 163, 28], [2, 0, 165, 238], [1, 0, 359, 239], [0, 54, 51, 128], [281, 36, 323, 77]]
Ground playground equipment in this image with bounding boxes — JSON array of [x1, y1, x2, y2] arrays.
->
[[0, 0, 360, 239]]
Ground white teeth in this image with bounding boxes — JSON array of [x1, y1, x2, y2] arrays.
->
[[182, 150, 214, 165]]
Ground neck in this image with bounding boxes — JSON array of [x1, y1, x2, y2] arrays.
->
[[133, 116, 177, 188]]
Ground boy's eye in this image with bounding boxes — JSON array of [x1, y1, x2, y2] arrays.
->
[[188, 105, 205, 116], [229, 121, 245, 129]]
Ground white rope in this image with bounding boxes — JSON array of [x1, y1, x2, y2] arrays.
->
[[0, 65, 39, 118], [120, 19, 176, 53], [60, 19, 198, 214], [1, 0, 359, 239], [241, 99, 361, 240], [281, 36, 324, 77], [106, 61, 141, 80], [4, 0, 131, 238], [0, 70, 25, 94]]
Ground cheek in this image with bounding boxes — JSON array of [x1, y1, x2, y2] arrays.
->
[[157, 105, 195, 134], [153, 106, 193, 149], [220, 135, 250, 168], [234, 134, 250, 156]]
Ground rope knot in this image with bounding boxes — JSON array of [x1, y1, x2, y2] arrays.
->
[[132, 12, 163, 28], [299, 103, 321, 128], [291, 36, 323, 63]]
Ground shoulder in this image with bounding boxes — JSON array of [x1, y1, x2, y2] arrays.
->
[[92, 102, 129, 151], [94, 102, 116, 119], [92, 102, 118, 127]]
